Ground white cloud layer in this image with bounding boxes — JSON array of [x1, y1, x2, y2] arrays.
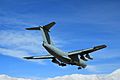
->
[[0, 30, 45, 63], [0, 74, 31, 80], [0, 69, 120, 80], [47, 69, 120, 80], [0, 29, 65, 65]]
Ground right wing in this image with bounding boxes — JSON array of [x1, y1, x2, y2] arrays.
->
[[68, 45, 107, 56], [24, 55, 54, 59], [68, 45, 107, 61]]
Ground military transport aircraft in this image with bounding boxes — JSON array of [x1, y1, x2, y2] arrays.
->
[[24, 22, 107, 69]]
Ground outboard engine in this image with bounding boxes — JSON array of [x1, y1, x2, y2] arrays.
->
[[85, 54, 93, 60], [80, 54, 88, 61]]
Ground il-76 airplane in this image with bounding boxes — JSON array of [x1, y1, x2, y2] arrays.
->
[[24, 22, 107, 69]]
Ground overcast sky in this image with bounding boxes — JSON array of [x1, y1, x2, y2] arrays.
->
[[0, 0, 120, 79]]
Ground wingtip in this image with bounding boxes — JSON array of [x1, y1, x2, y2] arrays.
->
[[23, 57, 33, 59], [94, 44, 107, 50], [23, 57, 28, 59], [102, 44, 107, 48], [25, 28, 30, 30], [52, 21, 56, 24]]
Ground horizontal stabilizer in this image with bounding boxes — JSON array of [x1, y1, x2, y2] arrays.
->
[[43, 22, 56, 31], [26, 27, 40, 30], [25, 22, 56, 31]]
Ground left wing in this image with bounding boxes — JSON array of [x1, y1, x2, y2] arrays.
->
[[24, 55, 54, 59]]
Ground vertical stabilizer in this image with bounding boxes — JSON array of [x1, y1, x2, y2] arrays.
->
[[26, 22, 56, 45]]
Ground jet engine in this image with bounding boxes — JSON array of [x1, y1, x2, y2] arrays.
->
[[52, 58, 66, 66], [85, 53, 93, 60], [80, 53, 93, 61], [78, 58, 87, 68], [52, 58, 60, 64], [80, 54, 88, 61]]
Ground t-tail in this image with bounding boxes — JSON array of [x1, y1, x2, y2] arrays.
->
[[26, 22, 56, 45]]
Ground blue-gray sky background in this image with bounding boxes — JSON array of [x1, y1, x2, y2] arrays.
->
[[0, 0, 120, 79]]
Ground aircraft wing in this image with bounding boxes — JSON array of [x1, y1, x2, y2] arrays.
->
[[24, 55, 54, 59], [68, 45, 107, 56]]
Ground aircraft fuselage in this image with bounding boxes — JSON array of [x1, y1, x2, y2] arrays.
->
[[43, 43, 87, 68]]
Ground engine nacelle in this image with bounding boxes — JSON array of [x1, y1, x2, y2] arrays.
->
[[85, 54, 93, 60], [52, 58, 60, 64], [52, 58, 66, 66], [80, 55, 88, 61], [78, 58, 87, 68]]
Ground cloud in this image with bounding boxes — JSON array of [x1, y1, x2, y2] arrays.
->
[[0, 48, 30, 58], [86, 65, 98, 73], [0, 30, 46, 63], [47, 69, 120, 80], [86, 62, 120, 74], [0, 29, 65, 64], [0, 74, 31, 80], [0, 69, 120, 80]]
